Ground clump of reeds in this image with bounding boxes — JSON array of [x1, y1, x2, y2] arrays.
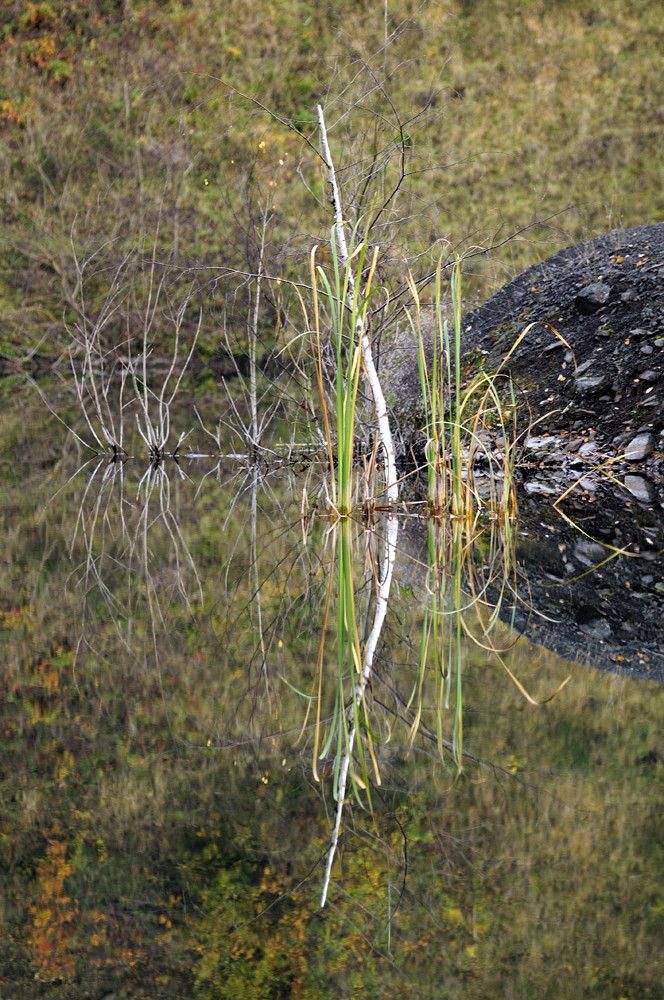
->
[[397, 257, 518, 766], [302, 117, 572, 904]]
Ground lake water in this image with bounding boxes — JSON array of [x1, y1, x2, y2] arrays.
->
[[1, 373, 663, 998]]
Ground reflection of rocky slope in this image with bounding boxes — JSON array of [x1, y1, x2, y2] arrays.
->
[[508, 492, 664, 682], [460, 223, 664, 681], [398, 490, 664, 683]]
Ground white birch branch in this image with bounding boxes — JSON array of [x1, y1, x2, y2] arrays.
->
[[317, 104, 400, 907], [316, 104, 398, 508]]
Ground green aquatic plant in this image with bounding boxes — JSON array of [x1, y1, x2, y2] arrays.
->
[[399, 252, 522, 767], [307, 106, 401, 908], [303, 107, 545, 905]]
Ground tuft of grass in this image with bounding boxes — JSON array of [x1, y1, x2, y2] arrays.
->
[[308, 222, 383, 798]]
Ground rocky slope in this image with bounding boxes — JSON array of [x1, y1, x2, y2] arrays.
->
[[461, 223, 664, 681], [463, 222, 664, 455]]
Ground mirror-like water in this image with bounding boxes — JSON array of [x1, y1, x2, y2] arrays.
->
[[1, 376, 663, 999]]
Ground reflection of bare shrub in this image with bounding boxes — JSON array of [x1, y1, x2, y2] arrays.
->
[[69, 454, 202, 679]]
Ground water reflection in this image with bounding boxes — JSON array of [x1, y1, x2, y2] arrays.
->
[[1, 380, 663, 997], [511, 478, 664, 680]]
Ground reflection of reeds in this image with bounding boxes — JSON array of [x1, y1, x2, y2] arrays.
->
[[412, 513, 521, 768]]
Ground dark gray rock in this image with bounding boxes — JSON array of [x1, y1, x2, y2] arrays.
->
[[574, 282, 612, 314], [459, 223, 664, 457], [575, 374, 607, 396], [624, 474, 656, 502], [624, 432, 655, 460]]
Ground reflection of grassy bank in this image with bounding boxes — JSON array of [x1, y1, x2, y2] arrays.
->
[[458, 655, 664, 998], [1, 388, 663, 996]]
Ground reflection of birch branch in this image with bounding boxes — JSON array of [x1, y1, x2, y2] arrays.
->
[[320, 512, 399, 908], [316, 105, 400, 908]]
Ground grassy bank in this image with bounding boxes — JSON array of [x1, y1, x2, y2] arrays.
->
[[1, 0, 662, 363]]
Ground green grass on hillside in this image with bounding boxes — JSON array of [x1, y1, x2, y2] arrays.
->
[[1, 0, 662, 363]]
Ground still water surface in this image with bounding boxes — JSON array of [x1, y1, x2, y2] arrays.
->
[[1, 378, 663, 998]]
